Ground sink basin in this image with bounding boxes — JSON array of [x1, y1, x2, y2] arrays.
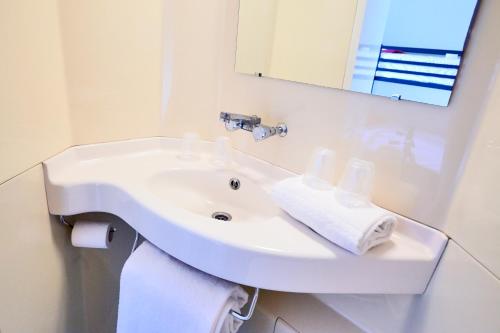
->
[[43, 137, 448, 294], [147, 169, 280, 223]]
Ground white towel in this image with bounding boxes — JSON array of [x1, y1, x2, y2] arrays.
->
[[271, 176, 397, 255], [116, 241, 248, 333]]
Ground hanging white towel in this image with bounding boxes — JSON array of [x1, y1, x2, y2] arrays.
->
[[116, 241, 248, 333], [271, 176, 397, 255]]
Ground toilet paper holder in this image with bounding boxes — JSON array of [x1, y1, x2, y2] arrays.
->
[[59, 215, 259, 321], [59, 215, 117, 237], [59, 215, 140, 253]]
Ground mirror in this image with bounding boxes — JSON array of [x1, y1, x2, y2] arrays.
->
[[235, 0, 479, 106]]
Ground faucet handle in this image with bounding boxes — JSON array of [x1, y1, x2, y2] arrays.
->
[[275, 123, 288, 137], [252, 123, 288, 141], [252, 126, 279, 141]]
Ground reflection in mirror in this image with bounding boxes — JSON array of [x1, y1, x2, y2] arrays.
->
[[235, 0, 479, 106]]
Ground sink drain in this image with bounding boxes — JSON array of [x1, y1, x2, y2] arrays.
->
[[211, 211, 232, 221]]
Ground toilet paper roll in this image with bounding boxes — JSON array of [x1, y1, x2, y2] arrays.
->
[[71, 221, 113, 249]]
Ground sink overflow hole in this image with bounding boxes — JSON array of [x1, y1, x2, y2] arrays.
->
[[229, 178, 241, 190], [211, 212, 232, 222]]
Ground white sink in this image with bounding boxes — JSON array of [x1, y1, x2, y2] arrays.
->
[[43, 138, 448, 294], [147, 169, 280, 223]]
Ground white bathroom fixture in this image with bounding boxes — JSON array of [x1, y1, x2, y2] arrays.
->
[[43, 138, 447, 294]]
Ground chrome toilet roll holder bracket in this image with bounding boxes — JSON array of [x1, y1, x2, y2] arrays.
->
[[59, 215, 117, 233], [58, 215, 73, 228], [59, 215, 259, 321], [59, 214, 119, 243]]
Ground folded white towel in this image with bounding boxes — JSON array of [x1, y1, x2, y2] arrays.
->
[[117, 241, 248, 333], [271, 176, 397, 255]]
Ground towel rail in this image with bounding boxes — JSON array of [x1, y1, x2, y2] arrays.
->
[[130, 230, 140, 254], [59, 215, 259, 322], [230, 287, 259, 321]]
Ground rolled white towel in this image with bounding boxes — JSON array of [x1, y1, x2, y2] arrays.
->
[[271, 176, 397, 255], [117, 241, 248, 333]]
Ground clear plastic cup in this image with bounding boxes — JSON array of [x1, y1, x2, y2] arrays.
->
[[178, 132, 200, 160], [302, 148, 336, 190], [336, 158, 375, 207], [212, 136, 232, 167]]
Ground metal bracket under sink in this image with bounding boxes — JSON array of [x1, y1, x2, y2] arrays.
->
[[231, 287, 260, 321]]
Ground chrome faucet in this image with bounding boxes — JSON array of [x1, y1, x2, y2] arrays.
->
[[219, 112, 287, 141]]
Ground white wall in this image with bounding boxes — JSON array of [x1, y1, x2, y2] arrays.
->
[[158, 0, 227, 138], [0, 0, 72, 184], [445, 65, 500, 278], [0, 1, 83, 332], [0, 166, 85, 333], [58, 0, 165, 144]]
